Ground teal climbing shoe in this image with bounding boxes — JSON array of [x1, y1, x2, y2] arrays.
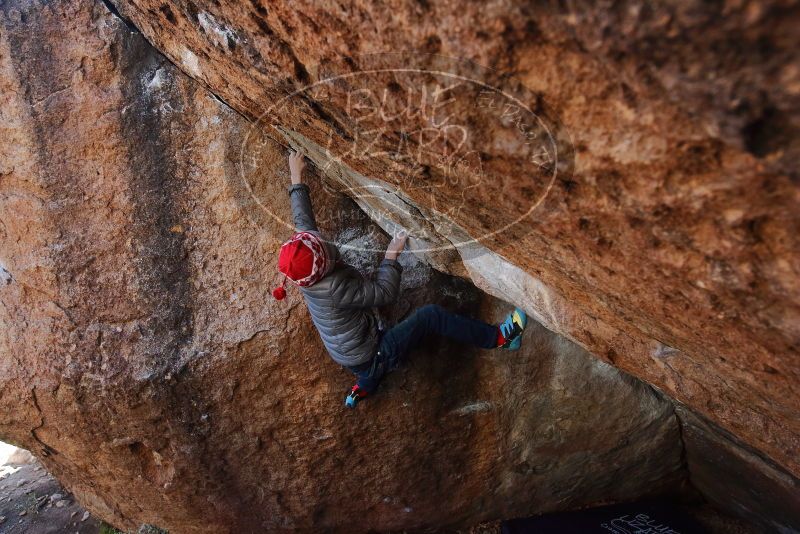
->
[[499, 308, 527, 350], [345, 385, 366, 408]]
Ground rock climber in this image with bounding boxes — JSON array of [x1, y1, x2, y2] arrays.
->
[[273, 150, 528, 408]]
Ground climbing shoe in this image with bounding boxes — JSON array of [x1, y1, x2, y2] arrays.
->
[[498, 308, 527, 350], [345, 385, 367, 409]]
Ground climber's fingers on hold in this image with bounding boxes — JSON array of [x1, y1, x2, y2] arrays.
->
[[388, 230, 408, 254], [288, 150, 307, 177]]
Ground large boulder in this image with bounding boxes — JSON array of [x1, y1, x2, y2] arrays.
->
[[105, 0, 800, 485], [0, 1, 689, 532]]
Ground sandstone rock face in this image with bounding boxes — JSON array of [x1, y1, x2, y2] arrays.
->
[[106, 0, 800, 486], [676, 406, 800, 532], [0, 1, 690, 532]]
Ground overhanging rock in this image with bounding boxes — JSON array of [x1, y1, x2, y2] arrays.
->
[[0, 1, 693, 531], [109, 0, 800, 484]]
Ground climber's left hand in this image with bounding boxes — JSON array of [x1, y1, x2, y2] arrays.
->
[[385, 230, 408, 261], [289, 150, 306, 184]]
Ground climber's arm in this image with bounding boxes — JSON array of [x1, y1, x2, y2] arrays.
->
[[331, 259, 403, 309], [287, 150, 318, 232], [331, 232, 407, 309]]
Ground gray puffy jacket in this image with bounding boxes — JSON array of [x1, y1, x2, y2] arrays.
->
[[289, 184, 402, 367]]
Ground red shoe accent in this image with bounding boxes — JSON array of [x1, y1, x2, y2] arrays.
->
[[351, 385, 368, 398], [496, 326, 506, 348]]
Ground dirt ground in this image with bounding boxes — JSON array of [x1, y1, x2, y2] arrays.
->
[[0, 445, 102, 534]]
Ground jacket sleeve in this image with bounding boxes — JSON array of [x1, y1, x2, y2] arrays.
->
[[289, 183, 318, 232], [331, 259, 402, 309]]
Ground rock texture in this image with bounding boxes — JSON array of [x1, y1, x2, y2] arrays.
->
[[107, 0, 800, 483], [676, 406, 800, 533], [0, 1, 690, 532]]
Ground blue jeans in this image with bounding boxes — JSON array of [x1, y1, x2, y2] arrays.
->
[[349, 304, 498, 393]]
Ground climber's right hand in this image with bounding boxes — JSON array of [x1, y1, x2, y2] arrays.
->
[[289, 150, 306, 184], [385, 230, 408, 261]]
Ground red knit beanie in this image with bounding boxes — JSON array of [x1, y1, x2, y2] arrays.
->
[[279, 239, 314, 281], [273, 231, 331, 300]]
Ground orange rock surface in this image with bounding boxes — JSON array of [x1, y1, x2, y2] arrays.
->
[[0, 1, 695, 531], [107, 0, 799, 476], [1, 0, 798, 531]]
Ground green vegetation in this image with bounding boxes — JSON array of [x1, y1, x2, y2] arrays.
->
[[138, 525, 168, 534], [22, 491, 41, 515], [98, 522, 168, 534], [100, 523, 124, 534]]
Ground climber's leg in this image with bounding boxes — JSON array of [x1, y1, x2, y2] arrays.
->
[[380, 304, 499, 364], [346, 342, 393, 407], [383, 304, 528, 356], [349, 352, 388, 395], [347, 304, 493, 405], [346, 304, 527, 407]]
